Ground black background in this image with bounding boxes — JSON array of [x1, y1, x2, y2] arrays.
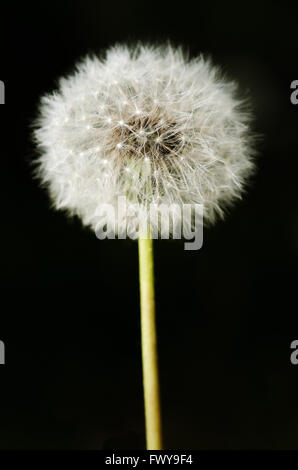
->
[[0, 0, 298, 450]]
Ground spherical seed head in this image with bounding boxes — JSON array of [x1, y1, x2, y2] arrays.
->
[[34, 43, 256, 237]]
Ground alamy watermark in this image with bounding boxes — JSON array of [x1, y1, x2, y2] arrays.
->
[[0, 340, 5, 364], [0, 80, 4, 104], [95, 196, 203, 250], [290, 80, 298, 105], [290, 340, 298, 365]]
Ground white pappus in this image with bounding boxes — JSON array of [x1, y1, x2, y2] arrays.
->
[[34, 43, 256, 238]]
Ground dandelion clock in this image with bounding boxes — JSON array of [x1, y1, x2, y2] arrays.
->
[[34, 44, 256, 449]]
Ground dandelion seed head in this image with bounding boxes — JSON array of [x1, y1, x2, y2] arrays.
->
[[34, 43, 256, 236]]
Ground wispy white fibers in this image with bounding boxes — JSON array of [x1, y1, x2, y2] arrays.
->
[[34, 43, 256, 238]]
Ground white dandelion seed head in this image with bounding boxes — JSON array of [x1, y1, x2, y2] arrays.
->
[[34, 43, 256, 237]]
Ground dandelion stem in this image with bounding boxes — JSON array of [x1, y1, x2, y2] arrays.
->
[[138, 234, 163, 450]]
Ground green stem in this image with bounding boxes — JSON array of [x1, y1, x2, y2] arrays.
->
[[138, 234, 163, 450]]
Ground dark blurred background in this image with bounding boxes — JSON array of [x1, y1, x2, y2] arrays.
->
[[0, 0, 298, 450]]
